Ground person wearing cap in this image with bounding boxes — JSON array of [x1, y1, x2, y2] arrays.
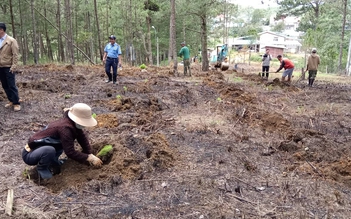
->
[[305, 48, 320, 87], [0, 22, 21, 111], [178, 42, 191, 76], [275, 55, 295, 83], [102, 35, 122, 84], [22, 103, 103, 182]]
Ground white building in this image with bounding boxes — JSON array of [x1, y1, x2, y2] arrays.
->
[[259, 31, 302, 53]]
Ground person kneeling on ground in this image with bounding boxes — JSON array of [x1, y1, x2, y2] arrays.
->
[[22, 103, 102, 183], [275, 55, 295, 83]]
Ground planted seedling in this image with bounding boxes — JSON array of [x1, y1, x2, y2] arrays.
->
[[96, 145, 114, 163], [140, 64, 147, 70], [92, 113, 97, 119], [116, 94, 122, 99], [216, 97, 222, 102], [97, 144, 113, 157], [233, 77, 243, 83], [64, 94, 71, 99], [23, 168, 29, 179]]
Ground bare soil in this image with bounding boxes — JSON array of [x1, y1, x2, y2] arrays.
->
[[1, 63, 351, 218]]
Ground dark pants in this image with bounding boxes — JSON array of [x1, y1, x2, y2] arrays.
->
[[0, 67, 20, 105], [105, 57, 119, 82], [308, 70, 317, 86], [22, 146, 63, 179], [183, 59, 191, 76], [262, 66, 269, 78]]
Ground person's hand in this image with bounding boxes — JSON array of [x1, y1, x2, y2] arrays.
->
[[87, 154, 103, 167], [10, 66, 17, 73], [102, 58, 106, 64]]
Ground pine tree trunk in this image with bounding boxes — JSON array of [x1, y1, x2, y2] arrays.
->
[[201, 15, 209, 71], [169, 0, 177, 74], [18, 0, 27, 64], [65, 0, 74, 64], [57, 0, 65, 62], [44, 3, 53, 61], [338, 0, 347, 71], [9, 0, 16, 38], [147, 14, 153, 65], [30, 0, 38, 64], [106, 0, 109, 37], [94, 0, 103, 61]]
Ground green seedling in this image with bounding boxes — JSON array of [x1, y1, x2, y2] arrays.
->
[[123, 86, 128, 92], [297, 106, 304, 113], [140, 64, 147, 69], [97, 144, 113, 157], [64, 94, 71, 99], [232, 77, 243, 83], [144, 79, 148, 83], [92, 113, 97, 119], [266, 84, 274, 91], [23, 168, 29, 179], [216, 97, 222, 102], [116, 94, 122, 99]]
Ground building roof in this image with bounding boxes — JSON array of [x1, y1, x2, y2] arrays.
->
[[261, 45, 286, 49], [258, 31, 286, 38]]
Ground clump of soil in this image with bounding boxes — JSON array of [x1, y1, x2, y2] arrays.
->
[[219, 85, 255, 104], [108, 143, 142, 179], [260, 112, 291, 133], [96, 113, 118, 128], [323, 158, 351, 186], [107, 97, 133, 111], [144, 133, 176, 169]]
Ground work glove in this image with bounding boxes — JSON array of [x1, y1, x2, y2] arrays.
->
[[87, 154, 103, 167]]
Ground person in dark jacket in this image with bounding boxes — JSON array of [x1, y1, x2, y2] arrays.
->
[[22, 103, 102, 182]]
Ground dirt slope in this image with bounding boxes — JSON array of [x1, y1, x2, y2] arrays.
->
[[1, 63, 351, 218]]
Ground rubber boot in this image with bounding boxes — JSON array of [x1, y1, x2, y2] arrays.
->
[[308, 79, 311, 87], [310, 79, 315, 87], [50, 150, 64, 175], [266, 73, 269, 79], [37, 164, 53, 179]]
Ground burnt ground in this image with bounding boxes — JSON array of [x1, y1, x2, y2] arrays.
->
[[1, 63, 351, 218]]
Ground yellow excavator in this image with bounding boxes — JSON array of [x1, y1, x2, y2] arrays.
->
[[214, 44, 230, 71]]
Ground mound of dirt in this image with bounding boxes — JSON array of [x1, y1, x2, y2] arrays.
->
[[220, 85, 256, 104], [323, 158, 351, 186], [107, 97, 133, 111], [46, 142, 142, 192], [143, 133, 176, 170], [96, 113, 118, 128]]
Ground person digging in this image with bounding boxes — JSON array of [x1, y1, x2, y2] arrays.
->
[[275, 55, 295, 84], [22, 103, 102, 184]]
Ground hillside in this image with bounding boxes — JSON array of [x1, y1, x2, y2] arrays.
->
[[1, 63, 351, 218]]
